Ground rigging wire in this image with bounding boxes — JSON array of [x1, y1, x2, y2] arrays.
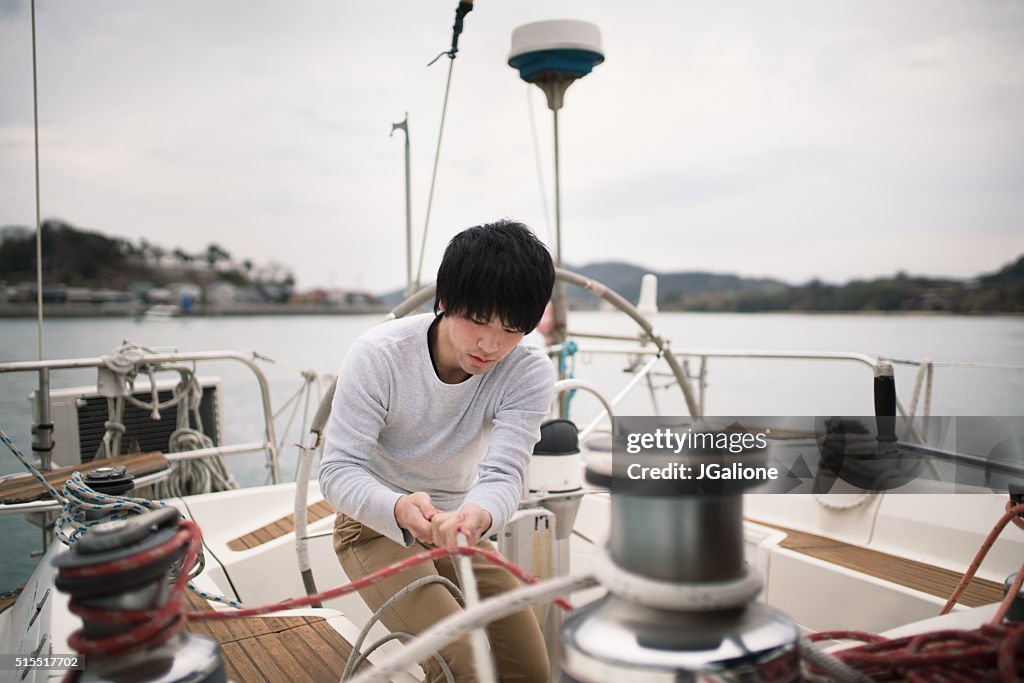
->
[[526, 86, 553, 244], [414, 1, 474, 291], [415, 56, 456, 291], [31, 0, 43, 362]]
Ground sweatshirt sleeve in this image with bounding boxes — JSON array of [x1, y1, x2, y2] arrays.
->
[[463, 350, 555, 536], [318, 340, 411, 546]]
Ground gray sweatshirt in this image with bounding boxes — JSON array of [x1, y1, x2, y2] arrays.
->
[[319, 313, 555, 546]]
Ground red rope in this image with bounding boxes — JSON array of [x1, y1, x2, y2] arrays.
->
[[815, 623, 1024, 683], [63, 521, 573, 659], [64, 520, 201, 656], [807, 630, 887, 645], [940, 501, 1024, 616], [187, 544, 573, 621], [805, 498, 1024, 682]]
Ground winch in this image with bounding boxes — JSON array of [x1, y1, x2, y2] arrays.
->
[[52, 507, 225, 683], [562, 420, 800, 682]]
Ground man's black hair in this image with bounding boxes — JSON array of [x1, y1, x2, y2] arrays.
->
[[434, 219, 554, 333]]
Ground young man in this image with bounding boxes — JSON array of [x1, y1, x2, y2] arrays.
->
[[320, 219, 556, 682]]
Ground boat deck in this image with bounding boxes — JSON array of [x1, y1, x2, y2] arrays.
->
[[184, 590, 374, 682], [227, 499, 335, 551], [755, 520, 1003, 607]]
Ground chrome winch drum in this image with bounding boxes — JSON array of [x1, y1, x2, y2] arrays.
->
[[562, 421, 800, 682]]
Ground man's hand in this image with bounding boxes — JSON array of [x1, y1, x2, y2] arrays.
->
[[430, 503, 493, 548], [394, 492, 439, 544]]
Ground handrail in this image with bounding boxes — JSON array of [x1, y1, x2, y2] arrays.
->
[[0, 350, 281, 484]]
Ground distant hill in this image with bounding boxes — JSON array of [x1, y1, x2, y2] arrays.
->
[[5, 220, 1020, 313], [571, 262, 789, 309], [0, 219, 297, 300], [573, 258, 1022, 313], [381, 256, 1023, 314]]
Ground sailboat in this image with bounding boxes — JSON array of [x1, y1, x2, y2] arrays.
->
[[2, 3, 1024, 682]]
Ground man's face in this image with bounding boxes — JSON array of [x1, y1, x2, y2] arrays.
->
[[439, 311, 525, 379]]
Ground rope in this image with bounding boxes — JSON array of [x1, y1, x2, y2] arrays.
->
[[813, 491, 877, 511], [185, 545, 573, 622], [342, 575, 463, 682], [0, 425, 64, 502], [349, 573, 597, 683], [795, 499, 1024, 681], [809, 623, 1024, 682], [98, 342, 238, 497], [454, 531, 497, 683], [590, 546, 763, 611], [4, 420, 241, 609], [63, 521, 202, 656], [54, 472, 166, 546], [152, 369, 237, 498], [61, 525, 577, 676], [902, 359, 933, 440], [799, 636, 876, 683], [347, 632, 454, 683], [940, 501, 1024, 616]]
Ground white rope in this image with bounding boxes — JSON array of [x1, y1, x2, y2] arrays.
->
[[97, 342, 238, 497], [923, 362, 934, 440], [153, 369, 237, 497], [905, 360, 931, 418], [454, 532, 496, 683], [590, 546, 763, 611], [54, 472, 166, 545], [813, 491, 877, 511], [799, 637, 876, 683], [342, 574, 463, 682], [348, 573, 597, 683]]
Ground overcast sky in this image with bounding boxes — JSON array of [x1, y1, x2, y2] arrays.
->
[[1, 1, 1022, 292]]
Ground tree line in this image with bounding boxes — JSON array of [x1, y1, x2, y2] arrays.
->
[[0, 220, 295, 291]]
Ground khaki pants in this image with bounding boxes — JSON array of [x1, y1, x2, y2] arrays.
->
[[333, 512, 550, 683]]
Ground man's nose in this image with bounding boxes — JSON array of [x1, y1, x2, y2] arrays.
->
[[478, 331, 499, 354]]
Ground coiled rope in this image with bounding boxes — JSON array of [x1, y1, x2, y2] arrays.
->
[[98, 341, 237, 497]]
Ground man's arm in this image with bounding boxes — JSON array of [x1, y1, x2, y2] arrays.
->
[[461, 350, 555, 539], [319, 339, 429, 546]]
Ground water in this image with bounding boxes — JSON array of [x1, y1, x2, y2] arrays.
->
[[1, 311, 1022, 590]]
